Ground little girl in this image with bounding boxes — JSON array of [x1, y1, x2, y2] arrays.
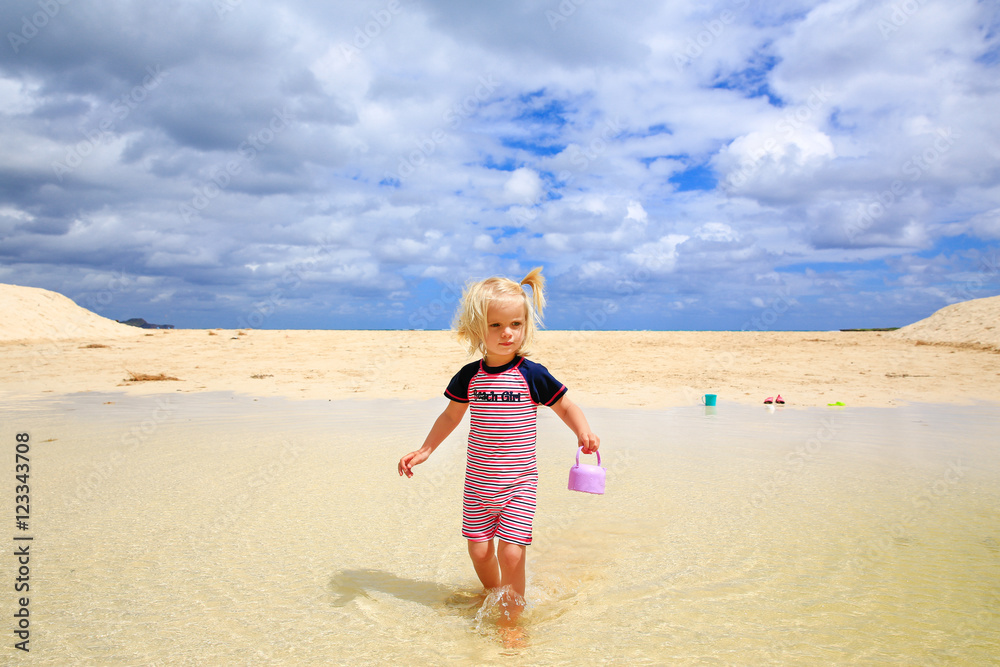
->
[[397, 267, 600, 626]]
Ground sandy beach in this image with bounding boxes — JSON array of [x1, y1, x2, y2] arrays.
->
[[3, 284, 1000, 664], [2, 327, 999, 408], [2, 283, 999, 408]]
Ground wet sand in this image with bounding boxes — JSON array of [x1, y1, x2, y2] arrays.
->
[[3, 314, 1000, 663], [3, 392, 998, 664]]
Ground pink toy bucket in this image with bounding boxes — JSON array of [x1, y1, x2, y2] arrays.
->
[[567, 447, 605, 495]]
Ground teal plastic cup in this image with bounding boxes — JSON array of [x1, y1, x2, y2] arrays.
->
[[701, 394, 717, 407]]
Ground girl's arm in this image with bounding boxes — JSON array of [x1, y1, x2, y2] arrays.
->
[[550, 395, 600, 454], [398, 400, 468, 478]]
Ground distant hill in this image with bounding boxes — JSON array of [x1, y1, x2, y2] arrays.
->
[[120, 318, 174, 329], [889, 295, 1000, 351], [0, 283, 141, 342]]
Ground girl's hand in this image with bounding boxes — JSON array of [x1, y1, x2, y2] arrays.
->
[[398, 448, 430, 478], [578, 431, 600, 454], [399, 401, 467, 479]]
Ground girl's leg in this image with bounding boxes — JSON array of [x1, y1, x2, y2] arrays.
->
[[496, 540, 527, 624], [467, 539, 501, 590]]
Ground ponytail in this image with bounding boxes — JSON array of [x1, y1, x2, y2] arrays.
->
[[520, 266, 546, 325]]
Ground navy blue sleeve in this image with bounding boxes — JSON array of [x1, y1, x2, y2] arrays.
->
[[518, 359, 568, 406], [444, 361, 480, 403]]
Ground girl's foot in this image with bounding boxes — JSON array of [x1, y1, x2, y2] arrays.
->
[[499, 624, 528, 649]]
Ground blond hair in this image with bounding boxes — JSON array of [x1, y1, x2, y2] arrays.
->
[[454, 267, 546, 358]]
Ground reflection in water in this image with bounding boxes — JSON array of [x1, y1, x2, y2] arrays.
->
[[8, 392, 1000, 665]]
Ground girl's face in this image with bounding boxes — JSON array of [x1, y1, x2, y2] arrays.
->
[[483, 299, 526, 365]]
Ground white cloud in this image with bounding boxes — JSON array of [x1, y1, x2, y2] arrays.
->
[[627, 234, 690, 274], [625, 200, 648, 223], [502, 168, 544, 205], [715, 125, 836, 197], [968, 208, 1000, 240], [696, 222, 739, 243], [0, 76, 40, 115], [0, 0, 997, 329]]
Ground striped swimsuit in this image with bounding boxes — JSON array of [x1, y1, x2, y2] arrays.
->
[[445, 356, 567, 546]]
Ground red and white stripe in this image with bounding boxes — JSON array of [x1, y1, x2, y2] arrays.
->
[[462, 360, 540, 545]]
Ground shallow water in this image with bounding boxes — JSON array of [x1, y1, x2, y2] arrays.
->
[[2, 392, 998, 665]]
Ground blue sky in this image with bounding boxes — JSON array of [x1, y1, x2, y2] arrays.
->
[[1, 0, 998, 331]]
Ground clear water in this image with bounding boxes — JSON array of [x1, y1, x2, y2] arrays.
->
[[3, 393, 998, 665]]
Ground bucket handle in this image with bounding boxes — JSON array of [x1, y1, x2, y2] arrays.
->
[[576, 446, 602, 466]]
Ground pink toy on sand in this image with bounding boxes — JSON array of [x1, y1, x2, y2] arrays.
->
[[568, 446, 605, 495]]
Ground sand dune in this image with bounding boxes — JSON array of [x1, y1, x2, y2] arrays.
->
[[889, 294, 1000, 351], [0, 283, 140, 342]]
